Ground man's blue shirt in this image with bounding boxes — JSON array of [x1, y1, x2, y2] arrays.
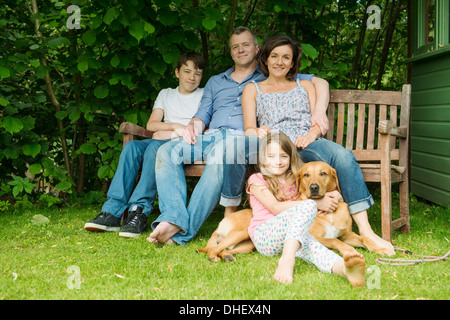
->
[[194, 66, 313, 131]]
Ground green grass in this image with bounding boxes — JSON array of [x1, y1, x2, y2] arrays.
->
[[0, 191, 449, 300]]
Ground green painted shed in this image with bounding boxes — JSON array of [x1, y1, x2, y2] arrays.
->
[[407, 0, 450, 206]]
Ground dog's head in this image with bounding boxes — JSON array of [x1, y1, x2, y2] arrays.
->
[[296, 161, 340, 199]]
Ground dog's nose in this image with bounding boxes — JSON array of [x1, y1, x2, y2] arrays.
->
[[310, 184, 320, 194]]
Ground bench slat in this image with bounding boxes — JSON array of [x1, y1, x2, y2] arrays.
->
[[345, 103, 355, 150], [356, 104, 365, 150], [329, 89, 402, 105], [336, 103, 345, 146], [367, 104, 376, 150]]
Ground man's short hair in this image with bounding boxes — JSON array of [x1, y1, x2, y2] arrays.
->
[[176, 51, 206, 71], [229, 26, 258, 46]]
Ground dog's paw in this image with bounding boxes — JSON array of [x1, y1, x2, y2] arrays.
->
[[374, 247, 396, 256], [223, 254, 236, 262], [208, 256, 220, 263]]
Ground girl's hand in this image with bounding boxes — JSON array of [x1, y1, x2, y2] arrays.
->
[[314, 192, 340, 214]]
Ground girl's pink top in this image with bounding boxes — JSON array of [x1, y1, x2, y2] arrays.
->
[[246, 173, 298, 241]]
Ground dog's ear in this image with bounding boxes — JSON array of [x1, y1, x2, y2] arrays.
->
[[331, 167, 341, 193], [296, 166, 305, 193]]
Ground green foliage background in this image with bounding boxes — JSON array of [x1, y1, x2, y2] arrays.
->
[[0, 0, 408, 208]]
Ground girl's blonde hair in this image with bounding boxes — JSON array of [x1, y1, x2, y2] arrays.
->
[[257, 132, 304, 201]]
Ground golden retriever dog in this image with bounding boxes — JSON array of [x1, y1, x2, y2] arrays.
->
[[197, 209, 255, 262], [297, 161, 392, 256]]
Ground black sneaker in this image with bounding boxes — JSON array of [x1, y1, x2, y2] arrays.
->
[[84, 212, 121, 232], [119, 206, 147, 238]]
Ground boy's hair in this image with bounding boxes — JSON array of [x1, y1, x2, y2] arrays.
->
[[176, 51, 206, 71], [257, 34, 302, 80], [229, 26, 258, 46], [257, 132, 304, 202]]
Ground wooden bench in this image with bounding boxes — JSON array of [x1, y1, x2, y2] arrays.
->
[[119, 84, 411, 242]]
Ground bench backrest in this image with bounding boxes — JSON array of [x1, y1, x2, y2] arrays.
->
[[326, 85, 411, 165]]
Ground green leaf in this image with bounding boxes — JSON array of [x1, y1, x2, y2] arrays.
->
[[3, 147, 19, 159], [0, 66, 10, 79], [144, 22, 155, 34], [110, 56, 120, 68], [55, 181, 72, 192], [82, 30, 96, 46], [47, 37, 70, 47], [104, 8, 119, 25], [202, 17, 216, 30], [129, 20, 144, 42], [301, 43, 318, 60], [2, 116, 23, 134], [162, 48, 181, 64], [22, 143, 41, 158], [28, 163, 43, 175], [80, 142, 97, 154], [55, 110, 69, 120], [94, 85, 109, 99], [12, 185, 22, 198], [0, 97, 9, 106], [97, 164, 110, 179], [77, 61, 89, 72]]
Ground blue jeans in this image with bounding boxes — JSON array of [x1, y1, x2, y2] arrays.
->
[[222, 137, 374, 214], [220, 135, 259, 207], [102, 139, 169, 218], [153, 130, 229, 245]]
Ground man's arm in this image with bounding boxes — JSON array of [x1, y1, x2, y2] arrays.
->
[[311, 76, 330, 136]]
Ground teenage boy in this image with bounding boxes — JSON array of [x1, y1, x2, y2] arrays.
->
[[84, 52, 206, 238]]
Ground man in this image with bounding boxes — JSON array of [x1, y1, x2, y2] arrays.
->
[[147, 27, 329, 246], [84, 52, 205, 238]]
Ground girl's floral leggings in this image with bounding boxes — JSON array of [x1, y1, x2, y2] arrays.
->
[[253, 200, 342, 273]]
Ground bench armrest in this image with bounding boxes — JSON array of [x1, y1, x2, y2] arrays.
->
[[119, 122, 154, 139], [378, 120, 407, 138]]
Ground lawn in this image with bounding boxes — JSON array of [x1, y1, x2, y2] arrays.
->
[[0, 189, 448, 302]]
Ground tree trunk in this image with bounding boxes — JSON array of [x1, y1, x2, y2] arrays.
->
[[331, 0, 342, 63], [31, 0, 71, 176], [375, 0, 402, 90], [351, 0, 372, 86]]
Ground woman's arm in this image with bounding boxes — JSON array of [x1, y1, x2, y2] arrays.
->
[[242, 83, 270, 138]]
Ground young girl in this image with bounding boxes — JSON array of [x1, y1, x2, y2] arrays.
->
[[247, 132, 366, 287]]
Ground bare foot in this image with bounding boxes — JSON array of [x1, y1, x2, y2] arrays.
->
[[343, 252, 366, 287], [147, 222, 181, 244], [273, 256, 295, 285], [361, 230, 395, 256], [165, 238, 177, 245]]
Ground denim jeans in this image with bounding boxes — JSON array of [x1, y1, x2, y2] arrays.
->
[[220, 135, 259, 207], [222, 137, 374, 214], [102, 139, 169, 218], [153, 130, 230, 245]]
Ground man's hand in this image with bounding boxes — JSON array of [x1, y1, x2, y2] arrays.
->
[[182, 123, 198, 144], [311, 110, 329, 136], [256, 125, 271, 139], [182, 119, 205, 144]]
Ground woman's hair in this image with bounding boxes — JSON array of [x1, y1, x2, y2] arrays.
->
[[257, 132, 303, 201], [176, 51, 206, 71], [257, 34, 302, 80]]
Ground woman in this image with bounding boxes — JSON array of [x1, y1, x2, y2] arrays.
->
[[239, 34, 394, 255]]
